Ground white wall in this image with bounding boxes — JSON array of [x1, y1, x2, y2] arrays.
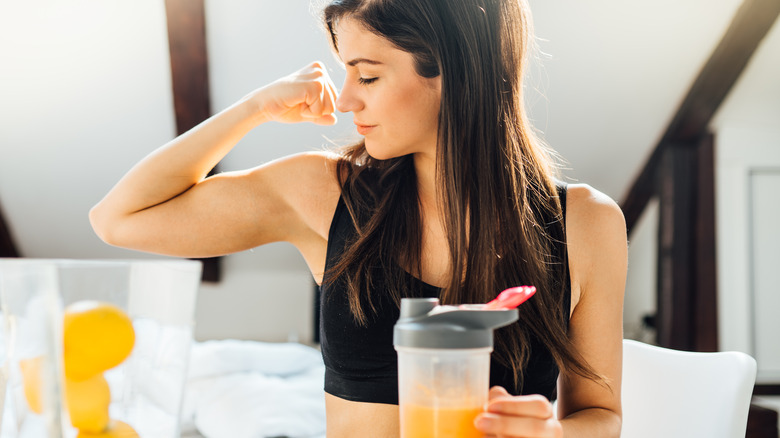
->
[[710, 14, 780, 362], [623, 198, 658, 344], [526, 0, 741, 202], [0, 0, 352, 343], [0, 0, 176, 259], [620, 6, 780, 360], [620, 10, 780, 358], [709, 13, 780, 426]]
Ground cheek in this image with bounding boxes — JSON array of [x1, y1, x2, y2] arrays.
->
[[390, 84, 440, 131]]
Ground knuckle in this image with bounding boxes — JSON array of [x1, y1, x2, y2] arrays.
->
[[488, 386, 510, 399], [303, 81, 323, 99], [313, 81, 326, 98]]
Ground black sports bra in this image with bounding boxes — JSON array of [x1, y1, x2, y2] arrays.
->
[[318, 184, 570, 404]]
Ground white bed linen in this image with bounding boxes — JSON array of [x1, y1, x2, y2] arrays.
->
[[180, 340, 327, 438]]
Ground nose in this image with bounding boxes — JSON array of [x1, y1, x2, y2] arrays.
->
[[335, 80, 364, 113]]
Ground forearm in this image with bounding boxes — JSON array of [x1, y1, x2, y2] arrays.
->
[[90, 92, 267, 233], [560, 407, 621, 438]]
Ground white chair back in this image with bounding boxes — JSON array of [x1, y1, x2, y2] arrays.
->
[[621, 339, 757, 438]]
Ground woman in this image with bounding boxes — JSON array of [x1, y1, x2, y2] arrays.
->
[[90, 0, 626, 436]]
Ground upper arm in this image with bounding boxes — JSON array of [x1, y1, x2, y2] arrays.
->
[[558, 184, 627, 420], [97, 151, 341, 258]]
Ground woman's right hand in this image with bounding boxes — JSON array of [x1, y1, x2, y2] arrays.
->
[[253, 61, 339, 126]]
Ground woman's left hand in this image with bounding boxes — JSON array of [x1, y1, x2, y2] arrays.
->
[[474, 386, 563, 438]]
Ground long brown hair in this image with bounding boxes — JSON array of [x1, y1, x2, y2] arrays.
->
[[322, 0, 601, 390]]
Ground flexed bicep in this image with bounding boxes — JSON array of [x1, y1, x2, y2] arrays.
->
[[90, 62, 342, 257], [94, 152, 341, 259]]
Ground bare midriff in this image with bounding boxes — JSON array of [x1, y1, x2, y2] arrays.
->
[[325, 393, 400, 438]]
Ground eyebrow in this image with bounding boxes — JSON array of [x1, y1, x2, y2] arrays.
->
[[345, 57, 384, 67]]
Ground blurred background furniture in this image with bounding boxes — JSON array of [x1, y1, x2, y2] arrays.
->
[[747, 403, 779, 438], [621, 339, 757, 438]]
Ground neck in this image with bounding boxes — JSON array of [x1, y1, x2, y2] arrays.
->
[[413, 151, 438, 211]]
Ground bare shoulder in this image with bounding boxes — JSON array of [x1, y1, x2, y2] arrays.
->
[[248, 150, 342, 240], [565, 184, 627, 295], [252, 149, 340, 181], [255, 150, 340, 191], [565, 184, 625, 235]]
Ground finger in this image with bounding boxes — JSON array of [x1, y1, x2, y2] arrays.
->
[[302, 60, 326, 77], [312, 113, 337, 126], [326, 74, 339, 101], [323, 67, 339, 97], [475, 412, 560, 437], [302, 82, 327, 118], [310, 60, 326, 72], [487, 394, 553, 419], [314, 78, 335, 117], [488, 385, 512, 402], [306, 78, 337, 122], [321, 77, 337, 115]]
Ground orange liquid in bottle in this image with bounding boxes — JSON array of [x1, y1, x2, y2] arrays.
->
[[401, 404, 484, 438]]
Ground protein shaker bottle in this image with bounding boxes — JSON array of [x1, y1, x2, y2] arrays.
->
[[394, 298, 519, 438]]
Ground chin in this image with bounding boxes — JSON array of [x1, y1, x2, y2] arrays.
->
[[364, 140, 400, 161]]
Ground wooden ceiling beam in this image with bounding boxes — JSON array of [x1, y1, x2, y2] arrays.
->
[[661, 0, 780, 145], [165, 0, 211, 135], [621, 0, 780, 233]]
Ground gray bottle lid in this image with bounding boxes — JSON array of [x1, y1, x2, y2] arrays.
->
[[393, 297, 519, 349]]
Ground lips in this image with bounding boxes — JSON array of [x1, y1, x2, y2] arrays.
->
[[354, 121, 376, 136]]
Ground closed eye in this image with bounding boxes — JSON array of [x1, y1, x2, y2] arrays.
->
[[358, 77, 378, 85]]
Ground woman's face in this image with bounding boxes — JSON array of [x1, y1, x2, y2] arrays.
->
[[334, 18, 442, 161]]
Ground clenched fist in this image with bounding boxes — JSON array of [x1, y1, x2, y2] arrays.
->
[[253, 61, 339, 126]]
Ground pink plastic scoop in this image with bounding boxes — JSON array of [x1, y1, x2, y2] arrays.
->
[[483, 286, 536, 310]]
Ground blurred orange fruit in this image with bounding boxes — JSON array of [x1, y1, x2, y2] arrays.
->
[[63, 301, 135, 381], [75, 419, 139, 438], [64, 373, 111, 433], [19, 356, 44, 414]]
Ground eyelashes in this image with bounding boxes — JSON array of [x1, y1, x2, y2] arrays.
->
[[358, 77, 378, 85]]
